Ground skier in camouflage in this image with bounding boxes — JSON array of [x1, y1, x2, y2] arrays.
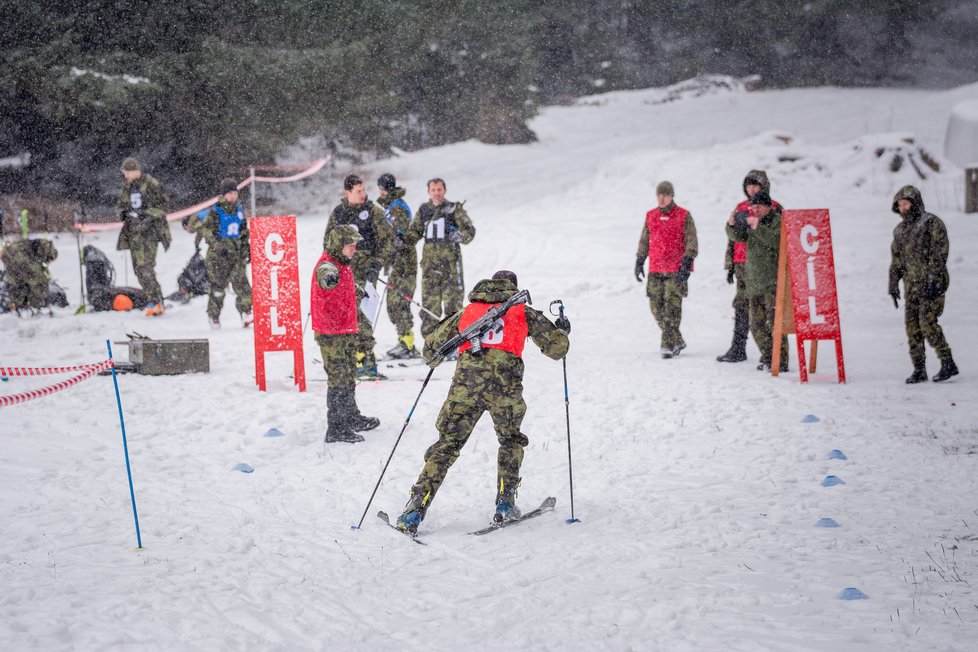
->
[[376, 173, 420, 359], [888, 185, 958, 383], [403, 178, 475, 344], [323, 174, 394, 380], [395, 271, 570, 534], [115, 156, 171, 316]]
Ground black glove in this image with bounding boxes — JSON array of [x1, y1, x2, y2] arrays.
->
[[676, 256, 693, 284], [555, 316, 571, 334], [634, 256, 645, 283], [365, 263, 381, 284], [888, 288, 900, 309], [394, 229, 407, 250], [726, 268, 735, 285], [732, 210, 749, 230]]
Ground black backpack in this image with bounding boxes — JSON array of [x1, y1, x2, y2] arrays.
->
[[83, 245, 115, 295], [177, 251, 209, 296]]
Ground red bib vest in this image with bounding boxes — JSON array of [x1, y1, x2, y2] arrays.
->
[[732, 198, 782, 263], [310, 251, 358, 335], [456, 303, 528, 358], [645, 205, 690, 273]]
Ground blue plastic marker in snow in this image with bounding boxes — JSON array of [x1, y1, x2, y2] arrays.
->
[[821, 475, 845, 487], [233, 463, 255, 473], [264, 428, 284, 438], [814, 517, 840, 528], [836, 587, 869, 600], [827, 449, 847, 460], [802, 414, 820, 423]]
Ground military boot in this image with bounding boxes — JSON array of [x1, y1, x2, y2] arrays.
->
[[343, 387, 380, 432], [932, 357, 959, 383], [717, 311, 749, 362], [493, 481, 522, 524], [395, 492, 429, 535], [386, 334, 420, 360], [905, 364, 928, 384], [324, 388, 364, 443]]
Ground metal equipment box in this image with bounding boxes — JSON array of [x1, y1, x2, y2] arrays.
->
[[129, 339, 210, 375]]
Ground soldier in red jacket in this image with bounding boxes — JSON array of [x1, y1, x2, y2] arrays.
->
[[311, 225, 381, 443], [634, 181, 699, 358]]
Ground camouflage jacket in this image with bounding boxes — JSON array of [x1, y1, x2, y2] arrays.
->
[[193, 199, 251, 258], [726, 210, 781, 296], [404, 198, 475, 266], [1, 239, 57, 279], [324, 198, 393, 268], [889, 186, 949, 296], [377, 188, 418, 267], [423, 279, 569, 379], [724, 169, 778, 269], [115, 173, 171, 252]]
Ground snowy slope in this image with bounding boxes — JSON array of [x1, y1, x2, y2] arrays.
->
[[2, 80, 977, 651]]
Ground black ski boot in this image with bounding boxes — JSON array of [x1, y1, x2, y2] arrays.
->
[[717, 310, 749, 362], [324, 388, 364, 443], [932, 358, 959, 383], [905, 364, 928, 384], [343, 387, 380, 432]]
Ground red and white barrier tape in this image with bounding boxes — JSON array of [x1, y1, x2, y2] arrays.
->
[[0, 359, 113, 408], [76, 156, 331, 233]]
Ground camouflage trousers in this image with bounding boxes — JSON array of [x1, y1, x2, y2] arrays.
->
[[646, 273, 687, 348], [386, 252, 417, 338], [316, 332, 358, 389], [7, 271, 47, 310], [904, 290, 952, 365], [206, 250, 252, 320], [129, 235, 162, 303], [409, 362, 529, 511], [730, 262, 748, 314], [749, 291, 789, 368], [420, 257, 464, 339]]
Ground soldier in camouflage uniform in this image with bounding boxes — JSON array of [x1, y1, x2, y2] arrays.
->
[[403, 178, 476, 344], [634, 181, 698, 358], [376, 173, 420, 359], [115, 157, 171, 316], [395, 271, 570, 534], [718, 170, 783, 362], [184, 179, 253, 328], [311, 225, 381, 443], [323, 174, 394, 380], [726, 190, 789, 372], [0, 238, 57, 313], [888, 185, 959, 383]]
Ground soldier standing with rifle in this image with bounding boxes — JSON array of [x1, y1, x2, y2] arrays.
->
[[394, 270, 570, 534]]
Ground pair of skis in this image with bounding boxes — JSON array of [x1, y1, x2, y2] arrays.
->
[[376, 496, 557, 545]]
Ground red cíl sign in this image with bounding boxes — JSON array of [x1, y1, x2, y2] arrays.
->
[[781, 209, 846, 383], [250, 216, 306, 392]]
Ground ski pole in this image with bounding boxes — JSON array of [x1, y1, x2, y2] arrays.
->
[[370, 281, 388, 327], [353, 365, 436, 531], [550, 299, 580, 524], [377, 276, 440, 319]]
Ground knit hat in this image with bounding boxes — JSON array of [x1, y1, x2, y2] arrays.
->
[[656, 181, 674, 197], [492, 270, 518, 286], [219, 178, 238, 195], [121, 157, 140, 172], [377, 173, 396, 192], [750, 189, 772, 206]]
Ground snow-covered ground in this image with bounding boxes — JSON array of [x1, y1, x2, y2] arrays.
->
[[2, 80, 977, 651]]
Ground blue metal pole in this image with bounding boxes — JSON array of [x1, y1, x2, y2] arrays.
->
[[106, 340, 143, 550]]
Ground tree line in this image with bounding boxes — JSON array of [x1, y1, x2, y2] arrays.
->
[[0, 0, 973, 214]]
